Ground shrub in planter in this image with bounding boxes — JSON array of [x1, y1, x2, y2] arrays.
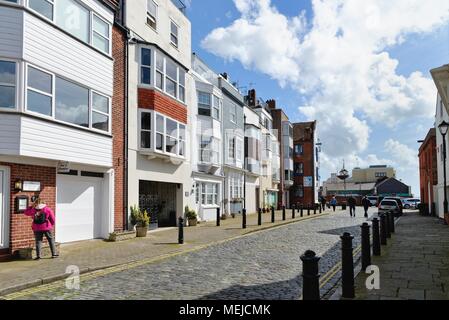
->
[[185, 206, 198, 226], [129, 205, 140, 231], [136, 210, 150, 237]]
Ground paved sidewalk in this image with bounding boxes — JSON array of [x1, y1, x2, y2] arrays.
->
[[0, 208, 330, 296], [354, 212, 449, 300]]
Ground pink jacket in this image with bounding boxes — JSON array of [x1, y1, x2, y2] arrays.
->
[[24, 206, 55, 232]]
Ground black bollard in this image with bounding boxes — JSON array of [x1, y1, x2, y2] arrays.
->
[[380, 213, 387, 245], [314, 205, 317, 215], [178, 217, 184, 244], [389, 211, 395, 233], [319, 204, 322, 214], [242, 209, 247, 229], [258, 208, 262, 226], [361, 223, 371, 271], [301, 206, 304, 218], [385, 212, 391, 239], [307, 205, 310, 216], [216, 207, 221, 227], [282, 206, 286, 221], [300, 250, 321, 300], [372, 218, 381, 256], [271, 206, 275, 223], [292, 204, 296, 219], [341, 232, 355, 299]]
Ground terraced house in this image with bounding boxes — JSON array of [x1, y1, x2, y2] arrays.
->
[[0, 0, 127, 256], [124, 0, 192, 228]]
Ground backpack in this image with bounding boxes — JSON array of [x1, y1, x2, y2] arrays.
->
[[33, 212, 47, 225]]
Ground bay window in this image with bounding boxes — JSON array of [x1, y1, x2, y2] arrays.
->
[[199, 136, 219, 164], [28, 0, 112, 54], [139, 110, 186, 158], [196, 182, 219, 206], [0, 60, 16, 109], [139, 47, 186, 103], [25, 64, 111, 132]]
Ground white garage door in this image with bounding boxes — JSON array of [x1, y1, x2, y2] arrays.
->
[[56, 174, 103, 243]]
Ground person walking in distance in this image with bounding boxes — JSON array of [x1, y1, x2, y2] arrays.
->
[[320, 196, 327, 212], [362, 196, 371, 218], [330, 196, 337, 212], [348, 196, 356, 217], [24, 198, 58, 260]]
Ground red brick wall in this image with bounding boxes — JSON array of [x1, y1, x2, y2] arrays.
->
[[112, 25, 126, 232], [138, 88, 188, 124], [0, 162, 56, 253], [292, 140, 316, 206], [419, 130, 437, 208]]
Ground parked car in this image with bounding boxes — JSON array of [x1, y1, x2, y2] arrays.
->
[[402, 198, 421, 209], [382, 197, 404, 216], [367, 196, 379, 206], [378, 199, 400, 216]]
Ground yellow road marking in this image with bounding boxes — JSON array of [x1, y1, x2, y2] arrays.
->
[[2, 213, 330, 300]]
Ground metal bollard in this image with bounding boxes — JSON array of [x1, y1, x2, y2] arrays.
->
[[178, 217, 184, 244], [319, 204, 322, 214], [361, 223, 371, 271], [385, 212, 391, 239], [258, 208, 262, 226], [372, 218, 381, 256], [282, 206, 286, 221], [242, 209, 247, 229], [380, 213, 387, 245], [301, 206, 304, 218], [341, 232, 355, 299], [216, 207, 221, 227], [300, 250, 321, 300], [389, 211, 395, 233], [307, 206, 310, 216], [292, 204, 296, 219], [271, 206, 275, 223]]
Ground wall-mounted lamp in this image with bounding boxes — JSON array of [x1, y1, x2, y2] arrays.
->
[[14, 179, 23, 192]]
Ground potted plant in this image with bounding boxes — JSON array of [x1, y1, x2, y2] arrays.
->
[[135, 210, 150, 237], [185, 206, 198, 226], [129, 205, 140, 231]]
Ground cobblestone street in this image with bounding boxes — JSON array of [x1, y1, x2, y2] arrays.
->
[[6, 208, 376, 300]]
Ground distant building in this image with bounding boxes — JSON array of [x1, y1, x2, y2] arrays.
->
[[374, 177, 412, 198], [351, 165, 396, 183], [418, 128, 437, 216], [291, 121, 321, 206]]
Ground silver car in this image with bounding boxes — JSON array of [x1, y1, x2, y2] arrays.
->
[[402, 198, 420, 209], [378, 199, 400, 214]]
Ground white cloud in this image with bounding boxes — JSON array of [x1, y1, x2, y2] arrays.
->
[[201, 0, 449, 194], [384, 139, 419, 168]]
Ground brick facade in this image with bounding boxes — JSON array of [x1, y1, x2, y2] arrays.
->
[[112, 25, 126, 231], [138, 88, 188, 124], [419, 128, 437, 214], [0, 162, 56, 253], [291, 122, 317, 207]]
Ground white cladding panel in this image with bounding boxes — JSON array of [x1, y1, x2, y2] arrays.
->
[[23, 12, 113, 96], [0, 6, 23, 58], [0, 114, 21, 155], [20, 116, 112, 167]]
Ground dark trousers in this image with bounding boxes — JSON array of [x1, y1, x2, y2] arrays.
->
[[349, 205, 356, 217], [332, 205, 336, 212], [364, 206, 369, 217], [34, 231, 57, 257]]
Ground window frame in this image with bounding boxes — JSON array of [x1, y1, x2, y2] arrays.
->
[[24, 63, 111, 134], [27, 0, 112, 55], [212, 95, 221, 120], [197, 91, 211, 116], [91, 13, 111, 55], [0, 59, 18, 111], [139, 109, 152, 150], [170, 19, 179, 48], [146, 0, 158, 31]]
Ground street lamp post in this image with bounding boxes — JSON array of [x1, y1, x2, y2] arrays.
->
[[438, 121, 449, 224], [337, 161, 349, 206]]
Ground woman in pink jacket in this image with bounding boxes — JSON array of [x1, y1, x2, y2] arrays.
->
[[24, 198, 58, 260]]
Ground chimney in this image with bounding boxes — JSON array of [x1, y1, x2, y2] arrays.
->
[[266, 99, 276, 109], [247, 89, 256, 107], [221, 72, 228, 80]]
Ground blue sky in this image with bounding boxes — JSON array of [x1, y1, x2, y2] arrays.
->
[[185, 0, 449, 195]]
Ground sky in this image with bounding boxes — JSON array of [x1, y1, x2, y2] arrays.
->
[[184, 0, 449, 196]]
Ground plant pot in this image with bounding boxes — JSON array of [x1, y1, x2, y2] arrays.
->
[[136, 226, 148, 237], [188, 218, 197, 226]]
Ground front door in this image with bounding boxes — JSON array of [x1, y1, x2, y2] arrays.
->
[[0, 167, 10, 249]]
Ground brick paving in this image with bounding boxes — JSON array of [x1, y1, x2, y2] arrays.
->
[[0, 208, 330, 296], [1, 207, 375, 300], [354, 212, 449, 300]]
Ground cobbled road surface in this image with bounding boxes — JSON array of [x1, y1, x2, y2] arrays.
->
[[14, 209, 376, 300]]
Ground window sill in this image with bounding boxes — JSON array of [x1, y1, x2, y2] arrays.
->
[[139, 148, 185, 164]]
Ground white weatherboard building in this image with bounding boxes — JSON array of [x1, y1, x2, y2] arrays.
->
[[0, 0, 116, 251], [244, 105, 261, 214], [125, 0, 192, 227], [189, 53, 224, 221]]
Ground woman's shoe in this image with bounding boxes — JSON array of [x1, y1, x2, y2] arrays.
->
[[33, 257, 41, 261], [52, 255, 59, 259]]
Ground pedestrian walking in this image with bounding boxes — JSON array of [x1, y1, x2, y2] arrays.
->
[[330, 196, 337, 212], [320, 196, 327, 211], [348, 196, 356, 217], [362, 196, 371, 218], [24, 198, 58, 260]]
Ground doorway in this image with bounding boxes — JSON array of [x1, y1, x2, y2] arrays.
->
[[139, 180, 178, 227]]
